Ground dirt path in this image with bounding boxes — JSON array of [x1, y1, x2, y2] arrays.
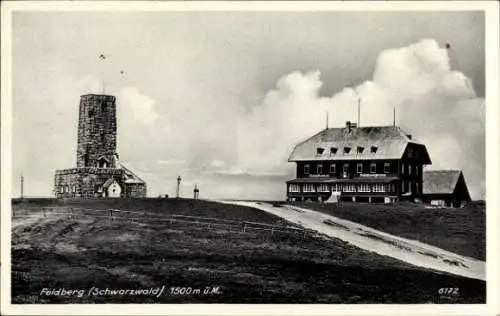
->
[[215, 200, 485, 281]]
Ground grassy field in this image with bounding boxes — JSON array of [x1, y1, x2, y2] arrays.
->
[[285, 201, 485, 261], [11, 198, 485, 304]]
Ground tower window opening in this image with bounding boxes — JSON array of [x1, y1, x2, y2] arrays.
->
[[98, 157, 108, 168], [84, 151, 89, 167]]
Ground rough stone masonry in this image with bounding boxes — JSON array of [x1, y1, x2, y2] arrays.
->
[[54, 94, 147, 198]]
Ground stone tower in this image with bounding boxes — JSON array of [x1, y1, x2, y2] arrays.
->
[[76, 94, 117, 169], [54, 93, 147, 198]]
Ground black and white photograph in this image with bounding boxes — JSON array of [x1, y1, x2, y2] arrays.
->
[[1, 1, 499, 315]]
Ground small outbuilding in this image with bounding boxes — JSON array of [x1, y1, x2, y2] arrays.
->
[[422, 170, 471, 207], [102, 178, 122, 198]]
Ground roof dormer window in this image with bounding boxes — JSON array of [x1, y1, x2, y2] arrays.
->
[[316, 147, 324, 155], [343, 147, 351, 154], [370, 146, 378, 153], [330, 147, 338, 155], [357, 146, 364, 154]]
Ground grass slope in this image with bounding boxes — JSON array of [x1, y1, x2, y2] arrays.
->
[[11, 199, 485, 304], [285, 201, 485, 261]]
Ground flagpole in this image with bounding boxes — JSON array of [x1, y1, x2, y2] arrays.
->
[[99, 54, 106, 95]]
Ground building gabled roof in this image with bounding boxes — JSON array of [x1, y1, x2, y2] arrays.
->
[[423, 170, 462, 195], [102, 177, 118, 189], [118, 163, 146, 184], [288, 125, 431, 163]]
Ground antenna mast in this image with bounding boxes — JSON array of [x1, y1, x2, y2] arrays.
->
[[326, 111, 329, 130], [357, 98, 361, 127], [393, 106, 396, 127], [20, 174, 24, 199]]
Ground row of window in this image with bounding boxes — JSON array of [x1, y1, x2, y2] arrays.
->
[[289, 183, 396, 193], [402, 182, 421, 194], [304, 162, 420, 176], [305, 162, 390, 175], [290, 182, 421, 194], [317, 147, 415, 157], [59, 185, 77, 193], [317, 146, 378, 156]]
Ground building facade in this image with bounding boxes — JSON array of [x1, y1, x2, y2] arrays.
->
[[286, 122, 431, 203], [54, 94, 147, 198]]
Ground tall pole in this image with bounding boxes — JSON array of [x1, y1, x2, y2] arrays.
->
[[326, 111, 329, 130], [357, 98, 361, 127], [176, 176, 182, 198], [393, 106, 396, 127], [20, 174, 24, 199], [193, 183, 199, 200]]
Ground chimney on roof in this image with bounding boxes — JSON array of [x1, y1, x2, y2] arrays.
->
[[345, 121, 357, 132]]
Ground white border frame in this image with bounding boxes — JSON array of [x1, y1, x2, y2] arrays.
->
[[1, 1, 499, 315]]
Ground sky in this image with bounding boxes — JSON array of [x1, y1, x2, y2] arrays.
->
[[11, 10, 485, 199]]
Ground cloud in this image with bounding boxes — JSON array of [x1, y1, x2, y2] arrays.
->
[[118, 87, 159, 125], [158, 159, 187, 165], [73, 76, 160, 126], [197, 160, 248, 176], [237, 38, 485, 199]]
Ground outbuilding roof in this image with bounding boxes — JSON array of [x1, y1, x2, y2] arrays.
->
[[102, 178, 118, 189], [119, 163, 146, 184], [423, 170, 462, 195], [288, 125, 431, 163]]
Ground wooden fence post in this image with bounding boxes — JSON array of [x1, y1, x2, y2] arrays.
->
[[208, 223, 211, 229], [303, 230, 307, 239], [42, 208, 46, 218], [170, 215, 174, 224], [271, 228, 274, 236], [243, 223, 247, 233]]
